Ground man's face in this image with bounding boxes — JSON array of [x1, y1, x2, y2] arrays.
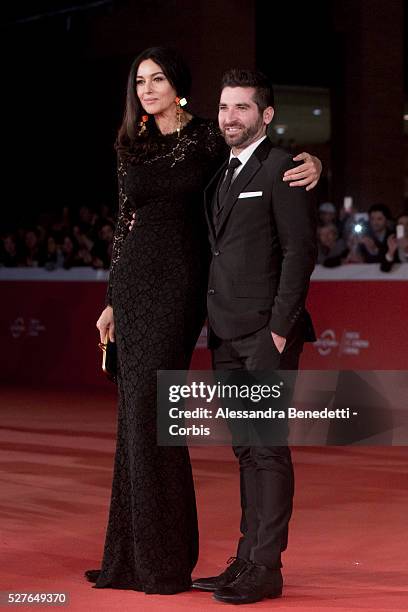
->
[[319, 211, 336, 225], [369, 211, 387, 233], [79, 206, 92, 224], [218, 86, 273, 152], [318, 226, 337, 248]]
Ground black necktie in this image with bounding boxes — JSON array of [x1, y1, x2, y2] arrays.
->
[[216, 157, 242, 215]]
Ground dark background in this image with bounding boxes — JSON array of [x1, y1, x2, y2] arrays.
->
[[1, 0, 407, 226]]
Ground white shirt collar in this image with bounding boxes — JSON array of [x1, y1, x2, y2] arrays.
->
[[229, 135, 267, 168]]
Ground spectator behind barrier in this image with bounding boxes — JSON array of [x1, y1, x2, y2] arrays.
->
[[39, 233, 64, 270], [23, 228, 42, 267], [318, 202, 337, 226], [91, 221, 114, 269], [317, 224, 349, 267], [0, 203, 115, 269], [0, 233, 22, 267], [380, 213, 408, 272], [3, 202, 408, 273], [357, 203, 394, 263]]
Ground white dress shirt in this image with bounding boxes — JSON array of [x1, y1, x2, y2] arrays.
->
[[228, 135, 267, 182]]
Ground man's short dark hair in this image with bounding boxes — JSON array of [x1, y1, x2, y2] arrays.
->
[[368, 203, 392, 220], [221, 68, 274, 110]]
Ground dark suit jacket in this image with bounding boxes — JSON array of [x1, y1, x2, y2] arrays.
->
[[204, 137, 317, 342]]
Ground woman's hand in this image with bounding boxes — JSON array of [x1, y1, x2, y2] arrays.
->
[[386, 234, 398, 258], [283, 153, 322, 191], [96, 305, 115, 343]]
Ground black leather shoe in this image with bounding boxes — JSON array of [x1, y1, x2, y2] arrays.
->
[[191, 557, 249, 592], [84, 569, 100, 583], [213, 563, 282, 604]]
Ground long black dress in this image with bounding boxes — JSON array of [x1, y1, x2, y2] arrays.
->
[[87, 117, 226, 594]]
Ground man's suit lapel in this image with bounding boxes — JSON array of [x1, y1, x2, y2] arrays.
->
[[216, 137, 273, 236]]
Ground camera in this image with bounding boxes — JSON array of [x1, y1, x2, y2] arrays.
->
[[352, 212, 369, 236]]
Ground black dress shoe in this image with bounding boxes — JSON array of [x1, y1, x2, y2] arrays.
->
[[191, 557, 249, 592], [84, 569, 100, 583], [213, 563, 282, 604]]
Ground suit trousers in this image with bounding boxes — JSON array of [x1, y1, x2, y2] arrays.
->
[[211, 323, 304, 569]]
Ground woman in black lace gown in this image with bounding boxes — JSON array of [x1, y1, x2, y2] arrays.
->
[[85, 47, 321, 595]]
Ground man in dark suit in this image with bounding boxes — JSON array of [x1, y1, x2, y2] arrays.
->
[[192, 69, 317, 605]]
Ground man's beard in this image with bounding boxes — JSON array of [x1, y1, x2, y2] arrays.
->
[[221, 118, 264, 148]]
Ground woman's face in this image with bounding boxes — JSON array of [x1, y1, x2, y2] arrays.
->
[[136, 59, 177, 116], [4, 236, 16, 254], [25, 231, 38, 249], [63, 236, 73, 254], [47, 236, 57, 253]]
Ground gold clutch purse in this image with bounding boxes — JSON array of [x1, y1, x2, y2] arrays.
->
[[98, 332, 117, 383]]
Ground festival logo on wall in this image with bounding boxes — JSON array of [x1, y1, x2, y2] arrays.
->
[[339, 330, 370, 356], [314, 329, 338, 356], [10, 317, 46, 339], [314, 329, 370, 357]]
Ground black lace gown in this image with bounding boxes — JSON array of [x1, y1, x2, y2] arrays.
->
[[86, 118, 226, 594]]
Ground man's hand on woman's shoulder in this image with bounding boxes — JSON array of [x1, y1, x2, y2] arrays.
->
[[282, 153, 322, 191]]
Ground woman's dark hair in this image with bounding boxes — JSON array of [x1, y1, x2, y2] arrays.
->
[[220, 68, 274, 111], [116, 46, 192, 154]]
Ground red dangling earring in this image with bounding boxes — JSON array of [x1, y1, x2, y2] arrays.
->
[[138, 114, 149, 136], [175, 97, 187, 137]]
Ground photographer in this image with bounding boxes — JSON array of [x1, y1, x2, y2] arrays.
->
[[380, 213, 408, 272]]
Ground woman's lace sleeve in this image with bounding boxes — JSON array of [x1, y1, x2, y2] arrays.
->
[[106, 157, 132, 306], [203, 121, 229, 177]]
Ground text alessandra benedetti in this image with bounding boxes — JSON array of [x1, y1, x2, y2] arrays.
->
[[168, 407, 353, 420]]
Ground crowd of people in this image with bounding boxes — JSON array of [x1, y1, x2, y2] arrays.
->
[[0, 205, 115, 270], [317, 201, 408, 271], [1, 200, 408, 273]]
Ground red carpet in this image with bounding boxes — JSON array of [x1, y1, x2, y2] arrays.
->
[[1, 387, 407, 611]]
